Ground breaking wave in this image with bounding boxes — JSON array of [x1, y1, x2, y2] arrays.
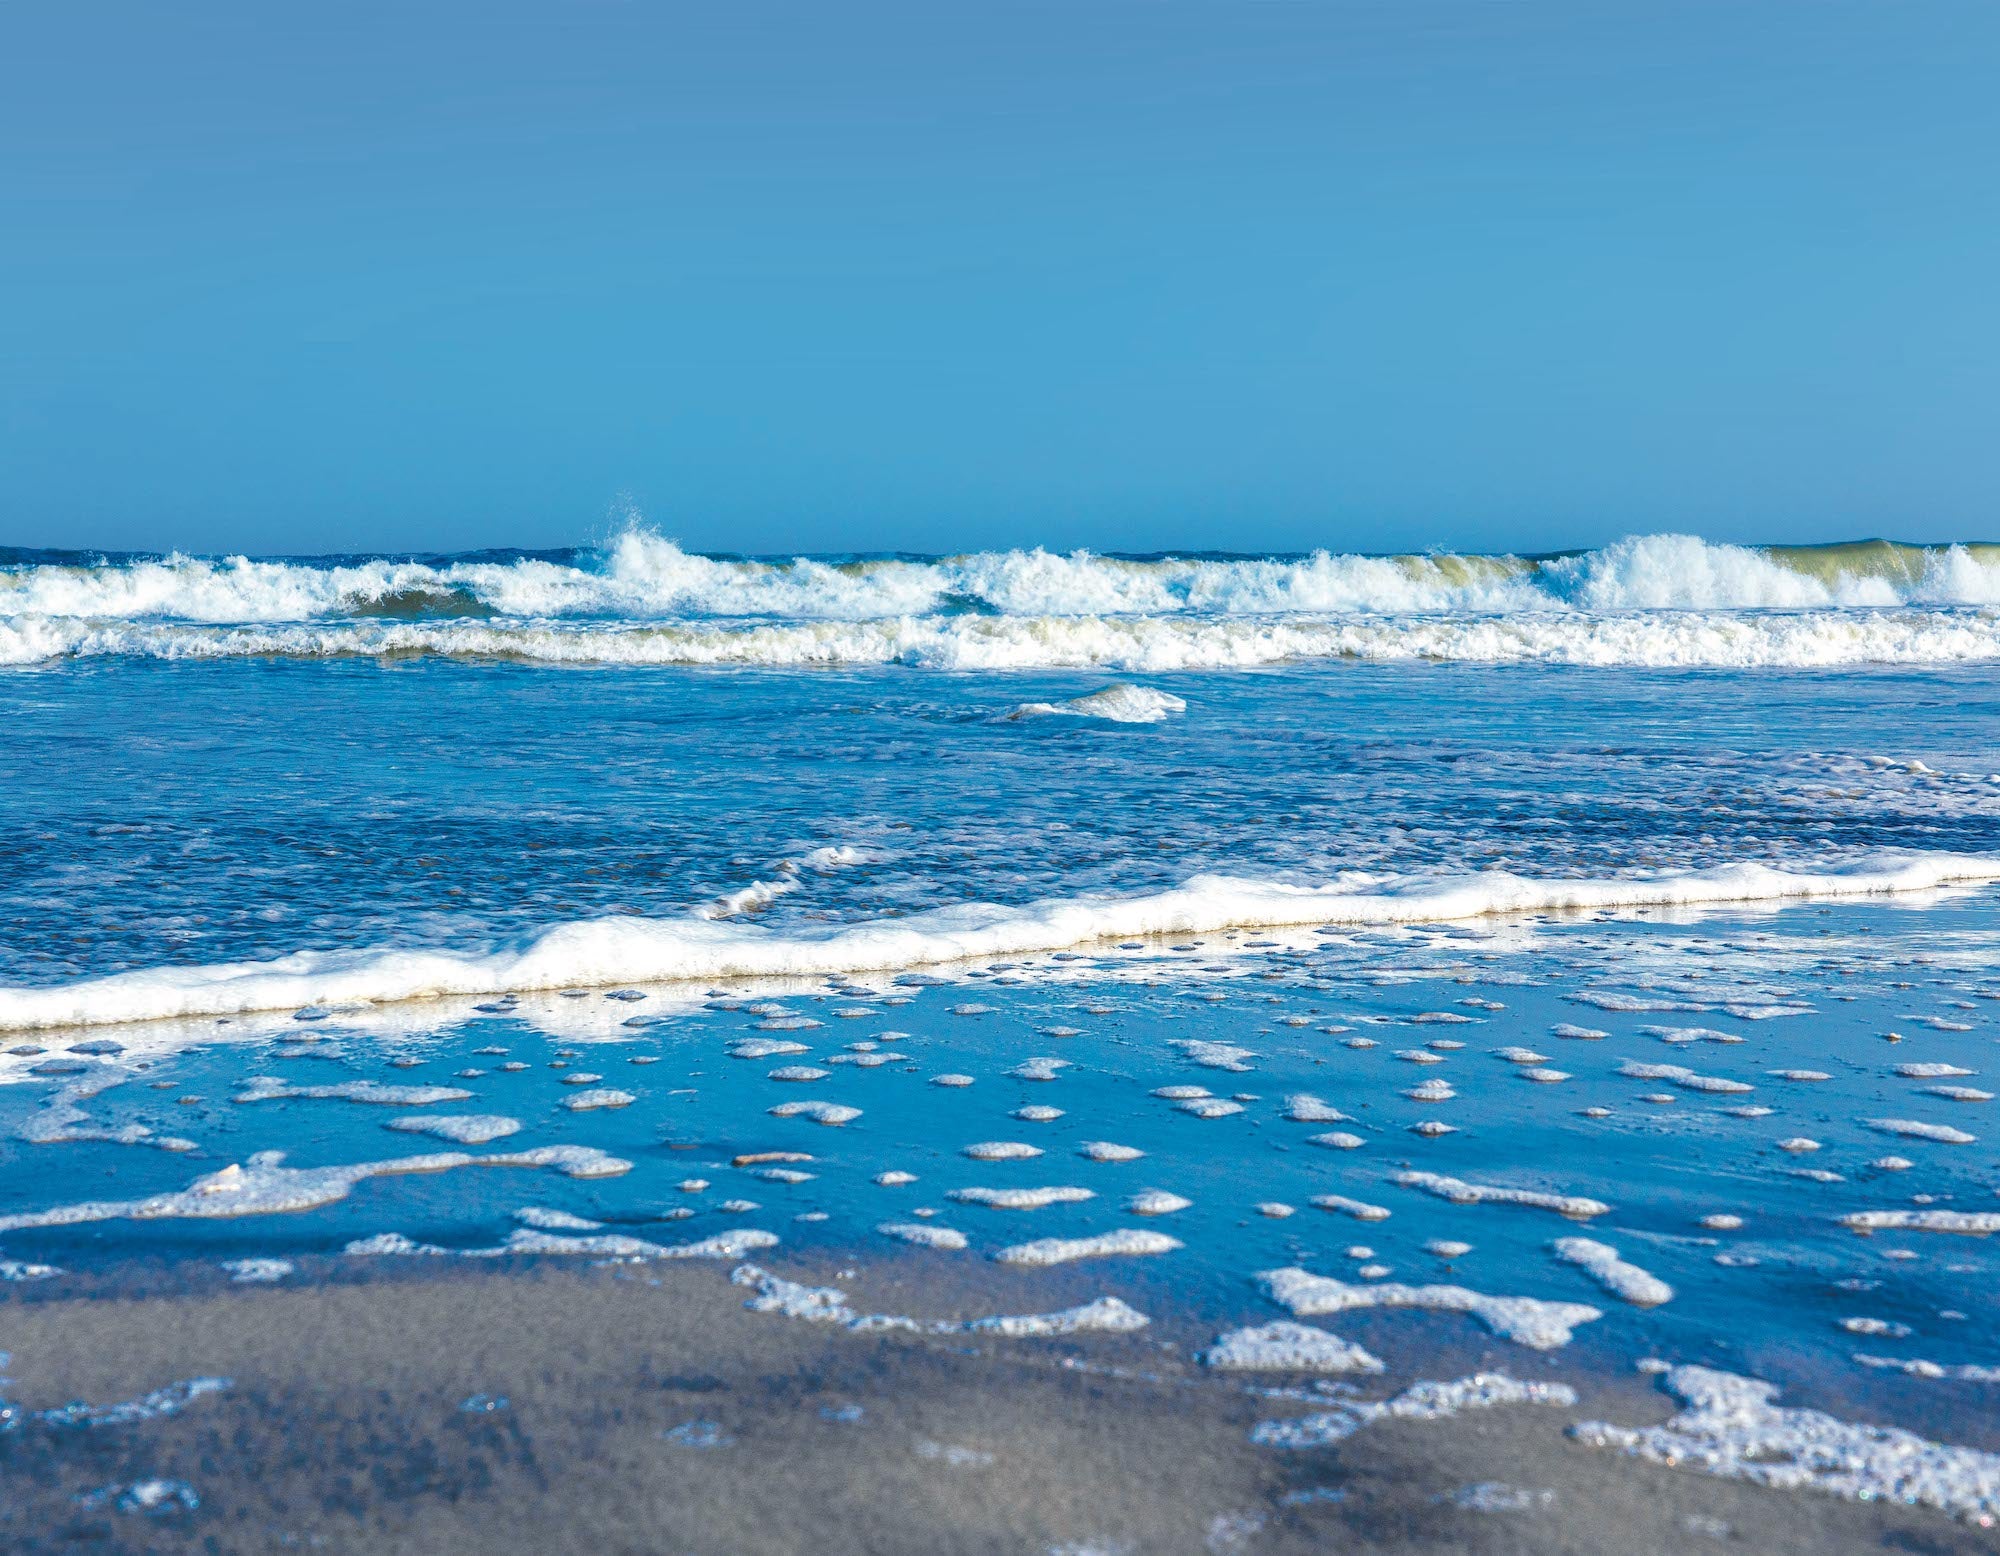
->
[[6, 607, 2000, 670], [5, 530, 2000, 669], [3, 531, 1999, 622]]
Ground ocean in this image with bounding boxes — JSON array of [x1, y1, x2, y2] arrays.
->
[[2, 530, 1998, 1546]]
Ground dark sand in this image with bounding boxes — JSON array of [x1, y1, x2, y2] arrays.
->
[[0, 1255, 1991, 1554]]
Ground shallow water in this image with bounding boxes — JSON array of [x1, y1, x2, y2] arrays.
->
[[5, 536, 2000, 1537]]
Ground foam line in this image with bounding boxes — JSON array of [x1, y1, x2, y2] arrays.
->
[[12, 607, 2000, 670], [1, 851, 1995, 1030]]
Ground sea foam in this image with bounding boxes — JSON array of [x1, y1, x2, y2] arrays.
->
[[9, 532, 2000, 670], [2, 851, 1993, 1030]]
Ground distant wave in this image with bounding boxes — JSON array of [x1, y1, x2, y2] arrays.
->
[[6, 607, 2000, 670], [5, 531, 2000, 625], [1, 851, 1992, 1030], [6, 529, 2000, 669]]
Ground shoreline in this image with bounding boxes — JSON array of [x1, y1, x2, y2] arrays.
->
[[1, 1251, 1992, 1553]]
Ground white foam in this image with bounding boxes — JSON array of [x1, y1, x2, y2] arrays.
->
[[729, 1038, 810, 1059], [1551, 1237, 1675, 1306], [1616, 1062, 1753, 1095], [21, 601, 2000, 672], [1864, 1118, 1976, 1144], [948, 1186, 1095, 1210], [729, 1263, 1150, 1335], [14, 527, 2000, 677], [1202, 1322, 1384, 1374], [1854, 1354, 2000, 1383], [14, 533, 2000, 627], [1260, 1267, 1601, 1349], [960, 1295, 1150, 1337], [877, 1222, 968, 1250], [514, 1206, 603, 1230], [9, 852, 1997, 1031], [1008, 685, 1187, 724], [0, 1145, 630, 1233], [563, 1088, 636, 1112], [1252, 1373, 1578, 1449], [1572, 1364, 2000, 1523], [993, 1229, 1181, 1265], [768, 1100, 860, 1126], [1172, 1039, 1258, 1072], [1310, 1194, 1391, 1220], [384, 1114, 522, 1144], [234, 1078, 473, 1106], [1393, 1172, 1610, 1220], [504, 1227, 776, 1260], [1842, 1209, 2000, 1235], [221, 1257, 294, 1283]]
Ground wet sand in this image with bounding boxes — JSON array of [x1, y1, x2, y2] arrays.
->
[[0, 1256, 1989, 1554]]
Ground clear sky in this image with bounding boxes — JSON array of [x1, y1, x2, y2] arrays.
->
[[2, 1, 1996, 558]]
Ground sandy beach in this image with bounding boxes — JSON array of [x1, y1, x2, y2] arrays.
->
[[0, 1252, 1987, 1554]]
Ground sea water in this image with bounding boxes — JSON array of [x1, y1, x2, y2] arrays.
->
[[4, 531, 2000, 1519]]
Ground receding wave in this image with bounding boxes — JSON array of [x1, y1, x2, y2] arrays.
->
[[1, 852, 1994, 1030], [6, 531, 2000, 627], [6, 607, 2000, 670]]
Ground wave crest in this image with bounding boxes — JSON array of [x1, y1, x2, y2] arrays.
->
[[7, 530, 2000, 627], [6, 606, 2000, 670]]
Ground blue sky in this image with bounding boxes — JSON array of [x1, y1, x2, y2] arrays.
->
[[2, 1, 1996, 557]]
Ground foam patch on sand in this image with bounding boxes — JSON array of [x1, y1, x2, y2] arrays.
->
[[1260, 1267, 1601, 1350], [1572, 1365, 2000, 1524], [1202, 1322, 1385, 1374], [1252, 1373, 1578, 1449], [729, 1264, 1149, 1337], [6, 853, 1995, 1030], [26, 1375, 233, 1430]]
